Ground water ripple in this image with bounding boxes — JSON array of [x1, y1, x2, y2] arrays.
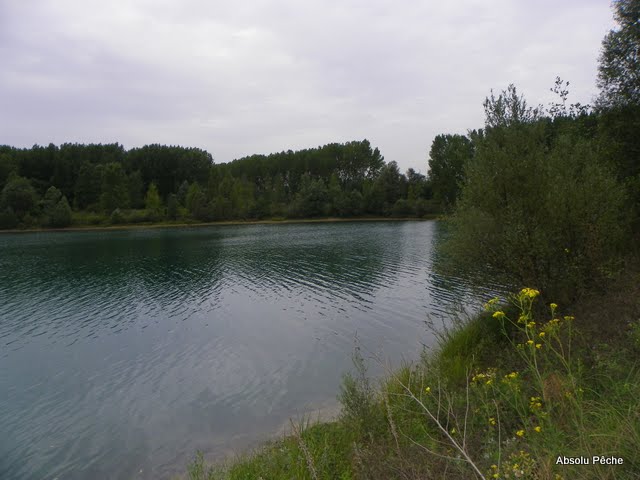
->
[[0, 221, 498, 480]]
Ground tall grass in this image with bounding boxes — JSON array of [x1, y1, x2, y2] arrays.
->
[[185, 281, 640, 480]]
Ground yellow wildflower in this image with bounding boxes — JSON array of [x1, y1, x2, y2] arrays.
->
[[534, 426, 542, 433], [492, 311, 506, 319], [535, 343, 542, 349], [489, 417, 496, 425], [527, 339, 534, 345], [425, 387, 431, 394], [516, 429, 525, 437], [484, 297, 499, 311], [550, 303, 558, 310], [539, 332, 545, 338], [520, 288, 540, 299]]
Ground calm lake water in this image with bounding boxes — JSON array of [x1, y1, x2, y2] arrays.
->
[[0, 221, 494, 479]]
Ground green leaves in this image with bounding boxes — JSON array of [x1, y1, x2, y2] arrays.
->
[[428, 134, 473, 208], [446, 97, 627, 300], [597, 0, 640, 108]]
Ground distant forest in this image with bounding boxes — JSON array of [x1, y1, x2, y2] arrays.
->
[[0, 140, 446, 229]]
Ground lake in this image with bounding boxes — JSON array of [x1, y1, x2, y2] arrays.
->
[[0, 220, 493, 479]]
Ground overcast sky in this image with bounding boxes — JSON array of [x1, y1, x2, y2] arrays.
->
[[1, 0, 614, 172]]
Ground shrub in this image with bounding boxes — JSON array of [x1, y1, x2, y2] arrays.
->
[[445, 87, 627, 300], [110, 208, 125, 224], [49, 196, 72, 227], [0, 207, 18, 229]]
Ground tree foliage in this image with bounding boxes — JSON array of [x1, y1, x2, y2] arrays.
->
[[0, 139, 437, 229], [596, 0, 640, 230], [428, 134, 473, 208], [0, 175, 38, 219], [444, 86, 628, 300], [144, 182, 163, 217], [100, 163, 129, 213], [49, 196, 72, 228], [597, 0, 640, 108]]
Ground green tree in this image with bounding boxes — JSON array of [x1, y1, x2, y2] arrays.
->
[[327, 173, 344, 216], [42, 186, 62, 214], [428, 134, 473, 208], [100, 163, 129, 212], [74, 163, 103, 210], [186, 182, 207, 220], [362, 178, 384, 215], [167, 193, 179, 220], [0, 153, 18, 189], [49, 196, 72, 227], [269, 174, 288, 216], [0, 207, 18, 229], [128, 171, 145, 209], [362, 161, 404, 215], [445, 86, 627, 300], [596, 0, 640, 231], [0, 175, 38, 219], [40, 186, 73, 228], [177, 180, 190, 207], [145, 182, 163, 216], [291, 174, 328, 217], [597, 0, 640, 108], [406, 168, 430, 202], [230, 177, 255, 219]]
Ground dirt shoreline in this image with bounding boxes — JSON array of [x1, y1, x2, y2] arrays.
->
[[0, 216, 437, 234]]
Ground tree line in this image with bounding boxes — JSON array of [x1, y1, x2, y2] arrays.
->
[[0, 140, 439, 229], [432, 0, 640, 301]]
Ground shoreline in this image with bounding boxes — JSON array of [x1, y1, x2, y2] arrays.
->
[[0, 215, 439, 235]]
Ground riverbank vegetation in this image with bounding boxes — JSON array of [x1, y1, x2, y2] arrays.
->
[[0, 139, 440, 231], [184, 1, 640, 478], [187, 276, 640, 479]]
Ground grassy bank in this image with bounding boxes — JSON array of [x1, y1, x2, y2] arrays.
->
[[0, 215, 437, 234], [185, 265, 640, 479]]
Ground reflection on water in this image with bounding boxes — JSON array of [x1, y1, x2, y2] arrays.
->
[[0, 221, 496, 479]]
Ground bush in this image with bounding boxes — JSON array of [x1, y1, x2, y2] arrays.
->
[[413, 198, 441, 217], [445, 87, 627, 300], [110, 208, 125, 224], [167, 193, 179, 220], [391, 198, 412, 216], [72, 211, 106, 225], [0, 207, 18, 229], [125, 209, 150, 224], [0, 175, 38, 219], [49, 196, 72, 227]]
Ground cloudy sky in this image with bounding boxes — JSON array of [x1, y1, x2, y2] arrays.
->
[[1, 0, 614, 172]]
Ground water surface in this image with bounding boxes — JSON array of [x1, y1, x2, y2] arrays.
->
[[0, 221, 492, 479]]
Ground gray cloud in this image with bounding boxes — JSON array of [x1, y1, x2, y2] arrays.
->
[[1, 0, 613, 172]]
